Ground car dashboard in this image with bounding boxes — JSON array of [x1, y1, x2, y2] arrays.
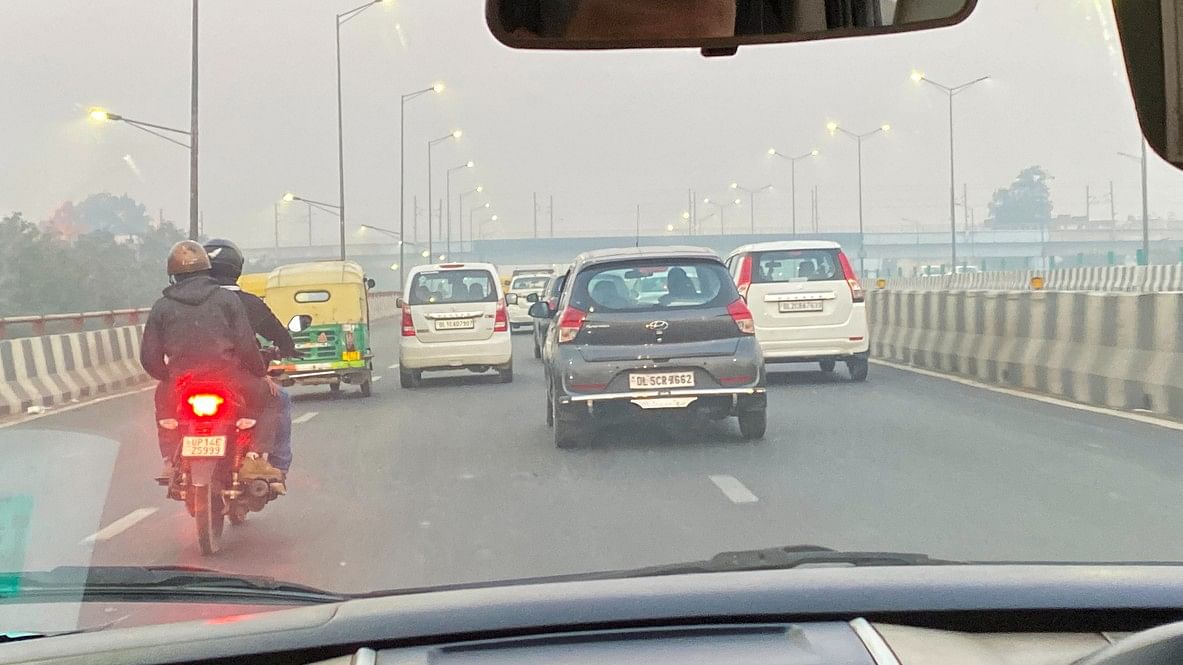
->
[[3, 565, 1181, 665]]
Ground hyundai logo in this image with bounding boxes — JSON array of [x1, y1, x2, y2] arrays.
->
[[644, 320, 669, 331]]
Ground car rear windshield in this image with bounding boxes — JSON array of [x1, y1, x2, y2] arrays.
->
[[409, 269, 497, 305], [511, 275, 550, 291], [751, 249, 842, 283], [572, 259, 737, 312]]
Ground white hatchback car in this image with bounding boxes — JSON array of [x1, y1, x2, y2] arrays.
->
[[399, 262, 513, 387], [724, 241, 869, 381], [505, 272, 552, 330]]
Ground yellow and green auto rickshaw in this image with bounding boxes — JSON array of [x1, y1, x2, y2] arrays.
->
[[236, 272, 269, 299], [265, 261, 376, 396]]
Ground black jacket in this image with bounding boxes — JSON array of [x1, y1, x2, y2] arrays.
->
[[140, 275, 267, 381], [222, 285, 298, 358]]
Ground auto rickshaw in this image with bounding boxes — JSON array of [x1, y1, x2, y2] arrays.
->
[[236, 272, 269, 298], [265, 261, 375, 396]]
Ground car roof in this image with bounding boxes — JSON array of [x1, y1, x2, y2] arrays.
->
[[725, 240, 842, 258], [574, 246, 721, 267], [410, 262, 499, 275]]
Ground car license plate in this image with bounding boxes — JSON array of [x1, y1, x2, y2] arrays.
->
[[779, 300, 824, 312], [181, 436, 227, 457], [629, 371, 695, 389], [435, 319, 475, 330]]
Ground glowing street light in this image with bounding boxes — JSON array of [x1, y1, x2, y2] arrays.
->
[[768, 147, 820, 236], [730, 182, 773, 233], [400, 80, 448, 294], [826, 121, 892, 273], [427, 129, 462, 256], [702, 197, 741, 234]]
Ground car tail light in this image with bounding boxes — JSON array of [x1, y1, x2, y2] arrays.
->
[[494, 302, 509, 332], [556, 306, 587, 343], [837, 251, 864, 303], [188, 393, 224, 417], [736, 255, 753, 301], [726, 299, 755, 335], [401, 305, 416, 337]]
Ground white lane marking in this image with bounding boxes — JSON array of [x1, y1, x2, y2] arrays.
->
[[292, 411, 319, 424], [388, 363, 400, 369], [871, 359, 1183, 433], [80, 507, 158, 544], [709, 475, 759, 504], [372, 375, 383, 382], [0, 385, 155, 430]]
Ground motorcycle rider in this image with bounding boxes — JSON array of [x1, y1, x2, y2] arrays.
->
[[202, 238, 297, 476], [140, 241, 281, 482]]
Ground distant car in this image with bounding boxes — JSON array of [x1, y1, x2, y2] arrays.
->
[[532, 247, 766, 448], [398, 262, 513, 387], [724, 241, 869, 381], [506, 272, 552, 331], [529, 271, 568, 359]]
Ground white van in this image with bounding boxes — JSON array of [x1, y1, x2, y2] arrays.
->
[[724, 241, 869, 381], [398, 262, 514, 387]]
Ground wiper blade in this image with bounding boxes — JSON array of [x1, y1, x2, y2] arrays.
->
[[5, 566, 346, 603], [623, 545, 962, 578]]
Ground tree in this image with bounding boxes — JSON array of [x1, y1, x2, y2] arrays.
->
[[986, 166, 1054, 229], [74, 193, 150, 236]]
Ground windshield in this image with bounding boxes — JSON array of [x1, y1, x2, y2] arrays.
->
[[6, 0, 1183, 633]]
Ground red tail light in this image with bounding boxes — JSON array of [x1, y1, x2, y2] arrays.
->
[[726, 298, 755, 335], [736, 255, 753, 301], [837, 251, 864, 303], [188, 393, 224, 417], [556, 306, 587, 343], [401, 305, 416, 337], [493, 303, 509, 332]]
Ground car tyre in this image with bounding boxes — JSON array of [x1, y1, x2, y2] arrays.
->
[[400, 367, 421, 389], [819, 359, 836, 373], [533, 338, 542, 359], [552, 392, 581, 448], [738, 408, 767, 440], [329, 382, 341, 393], [498, 362, 514, 384], [360, 378, 373, 397], [848, 357, 869, 382]]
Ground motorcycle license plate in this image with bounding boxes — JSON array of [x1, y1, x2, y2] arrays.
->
[[182, 436, 227, 457]]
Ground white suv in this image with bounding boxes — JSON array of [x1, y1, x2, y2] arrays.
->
[[724, 241, 869, 381], [399, 262, 513, 387]]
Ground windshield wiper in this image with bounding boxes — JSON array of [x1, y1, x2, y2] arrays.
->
[[2, 566, 346, 604], [623, 545, 962, 577]]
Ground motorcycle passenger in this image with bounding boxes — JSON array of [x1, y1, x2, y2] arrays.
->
[[202, 238, 297, 476], [140, 241, 281, 483]]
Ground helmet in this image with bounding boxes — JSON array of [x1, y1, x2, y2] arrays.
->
[[166, 240, 212, 276], [203, 238, 245, 280]]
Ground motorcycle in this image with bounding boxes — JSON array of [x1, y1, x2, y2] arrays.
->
[[157, 372, 284, 556]]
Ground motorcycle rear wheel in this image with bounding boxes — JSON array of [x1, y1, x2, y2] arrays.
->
[[194, 483, 225, 555]]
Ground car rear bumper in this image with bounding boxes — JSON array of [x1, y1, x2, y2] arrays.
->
[[556, 387, 766, 422], [400, 334, 512, 370], [759, 337, 870, 362]]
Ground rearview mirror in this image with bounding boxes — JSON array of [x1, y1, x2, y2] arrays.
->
[[487, 0, 975, 53], [525, 292, 540, 303], [528, 301, 552, 318], [287, 315, 312, 333], [396, 296, 407, 308], [505, 293, 520, 305]]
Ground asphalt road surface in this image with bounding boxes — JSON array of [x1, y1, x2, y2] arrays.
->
[[10, 320, 1183, 594]]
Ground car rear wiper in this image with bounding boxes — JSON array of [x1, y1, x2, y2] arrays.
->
[[619, 545, 962, 578], [2, 566, 346, 604]]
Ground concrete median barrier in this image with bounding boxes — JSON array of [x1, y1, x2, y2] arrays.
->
[[868, 289, 1183, 419], [879, 265, 1183, 292], [1, 324, 149, 418]]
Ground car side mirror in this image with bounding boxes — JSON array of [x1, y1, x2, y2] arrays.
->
[[525, 292, 540, 303], [366, 278, 376, 289], [287, 314, 312, 333], [505, 293, 519, 305], [528, 302, 552, 318], [395, 296, 407, 308]]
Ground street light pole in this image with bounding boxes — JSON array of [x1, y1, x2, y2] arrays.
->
[[827, 122, 891, 274], [189, 0, 199, 240], [426, 130, 461, 257], [399, 84, 443, 297], [769, 148, 819, 237], [730, 182, 772, 234], [1120, 141, 1152, 264], [911, 71, 990, 269], [445, 161, 473, 256], [459, 186, 483, 253]]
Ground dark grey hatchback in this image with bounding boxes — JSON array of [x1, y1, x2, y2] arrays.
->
[[530, 247, 767, 448]]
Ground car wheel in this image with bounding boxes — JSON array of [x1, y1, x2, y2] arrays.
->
[[738, 408, 767, 440], [533, 339, 542, 359], [545, 387, 554, 427], [552, 393, 581, 448], [329, 382, 341, 393], [819, 359, 836, 373], [400, 367, 421, 388], [848, 357, 869, 382], [498, 362, 513, 383], [359, 378, 372, 397]]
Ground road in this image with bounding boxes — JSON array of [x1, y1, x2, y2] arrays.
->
[[9, 319, 1183, 594]]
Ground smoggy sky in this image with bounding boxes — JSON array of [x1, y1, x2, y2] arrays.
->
[[2, 0, 1179, 247]]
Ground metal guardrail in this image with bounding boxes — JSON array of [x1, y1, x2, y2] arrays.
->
[[0, 291, 403, 340]]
